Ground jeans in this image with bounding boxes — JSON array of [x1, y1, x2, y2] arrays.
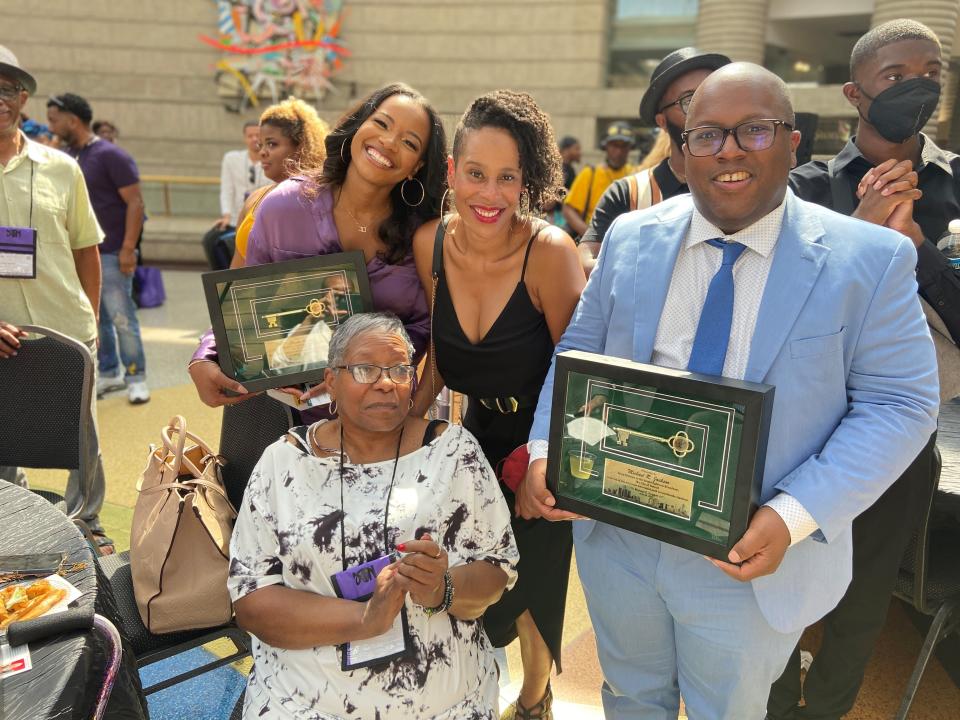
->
[[99, 251, 146, 383], [0, 339, 106, 533]]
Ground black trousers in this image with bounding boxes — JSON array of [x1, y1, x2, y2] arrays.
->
[[766, 434, 938, 720]]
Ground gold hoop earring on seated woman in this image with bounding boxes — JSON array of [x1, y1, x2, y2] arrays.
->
[[330, 399, 338, 415], [400, 177, 425, 207]]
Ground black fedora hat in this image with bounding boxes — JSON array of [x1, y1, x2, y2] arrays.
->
[[0, 45, 36, 96], [638, 47, 730, 125]]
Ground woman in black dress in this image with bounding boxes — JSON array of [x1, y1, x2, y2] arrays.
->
[[412, 90, 585, 719]]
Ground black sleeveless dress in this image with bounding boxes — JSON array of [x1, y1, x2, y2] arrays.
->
[[431, 222, 572, 669]]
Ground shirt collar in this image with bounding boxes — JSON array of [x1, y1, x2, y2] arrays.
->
[[687, 197, 786, 259], [3, 132, 47, 172], [834, 133, 953, 177]]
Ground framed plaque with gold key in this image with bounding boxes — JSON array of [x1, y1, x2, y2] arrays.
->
[[546, 350, 775, 559], [202, 251, 372, 392]]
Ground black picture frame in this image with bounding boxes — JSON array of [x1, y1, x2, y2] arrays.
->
[[202, 251, 373, 393], [546, 350, 775, 560]]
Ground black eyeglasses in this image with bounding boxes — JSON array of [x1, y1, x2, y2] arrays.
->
[[335, 364, 416, 385], [658, 92, 695, 116], [682, 119, 794, 157], [0, 84, 22, 101]]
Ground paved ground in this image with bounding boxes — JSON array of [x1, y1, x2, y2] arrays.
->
[[28, 268, 960, 718]]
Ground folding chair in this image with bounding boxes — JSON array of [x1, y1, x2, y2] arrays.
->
[[0, 324, 99, 527], [98, 392, 295, 699], [892, 445, 960, 718]]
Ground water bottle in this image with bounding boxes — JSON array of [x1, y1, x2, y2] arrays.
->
[[937, 219, 960, 269]]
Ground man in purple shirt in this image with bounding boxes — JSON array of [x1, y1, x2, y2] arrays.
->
[[47, 93, 149, 404]]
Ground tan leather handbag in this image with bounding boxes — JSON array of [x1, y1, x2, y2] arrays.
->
[[130, 415, 237, 633]]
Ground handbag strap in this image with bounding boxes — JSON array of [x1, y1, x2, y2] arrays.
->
[[138, 475, 231, 502], [160, 415, 217, 479]]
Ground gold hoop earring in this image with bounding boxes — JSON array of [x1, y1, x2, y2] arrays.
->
[[439, 188, 453, 216], [400, 177, 425, 207], [330, 399, 338, 415]]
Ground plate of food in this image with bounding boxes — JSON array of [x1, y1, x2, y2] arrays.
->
[[0, 575, 82, 631]]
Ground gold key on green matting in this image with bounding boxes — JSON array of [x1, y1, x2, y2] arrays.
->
[[263, 298, 327, 328], [612, 426, 695, 459]]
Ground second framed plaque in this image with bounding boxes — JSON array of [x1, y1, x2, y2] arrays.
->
[[546, 350, 775, 559], [202, 251, 373, 392]]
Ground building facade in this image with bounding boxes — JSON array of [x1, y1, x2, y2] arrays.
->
[[9, 0, 959, 205]]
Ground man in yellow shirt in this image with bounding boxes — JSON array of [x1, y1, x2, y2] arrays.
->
[[562, 121, 635, 238], [0, 46, 112, 551]]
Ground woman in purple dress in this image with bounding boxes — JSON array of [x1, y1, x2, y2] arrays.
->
[[190, 83, 447, 407]]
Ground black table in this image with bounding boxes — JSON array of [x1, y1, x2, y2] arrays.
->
[[0, 481, 146, 720], [936, 400, 960, 522]]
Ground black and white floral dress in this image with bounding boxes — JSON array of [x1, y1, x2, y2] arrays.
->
[[228, 422, 520, 719]]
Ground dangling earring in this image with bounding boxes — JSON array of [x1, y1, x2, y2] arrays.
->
[[400, 177, 425, 207], [339, 139, 349, 163], [330, 399, 338, 415], [408, 397, 415, 410], [517, 189, 531, 222]]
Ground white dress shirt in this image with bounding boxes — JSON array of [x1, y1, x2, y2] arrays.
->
[[531, 199, 819, 545], [219, 149, 267, 226]]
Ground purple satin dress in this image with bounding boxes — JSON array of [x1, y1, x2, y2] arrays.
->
[[192, 178, 430, 419]]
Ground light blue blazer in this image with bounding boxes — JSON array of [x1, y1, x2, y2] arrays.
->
[[530, 190, 939, 633]]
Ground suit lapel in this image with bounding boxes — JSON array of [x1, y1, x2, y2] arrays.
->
[[745, 192, 830, 383], [633, 201, 691, 362]]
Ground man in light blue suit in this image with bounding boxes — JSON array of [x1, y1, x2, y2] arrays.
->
[[519, 63, 939, 719]]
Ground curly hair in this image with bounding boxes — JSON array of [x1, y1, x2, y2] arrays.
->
[[310, 83, 447, 265], [452, 90, 565, 211], [259, 97, 329, 175]]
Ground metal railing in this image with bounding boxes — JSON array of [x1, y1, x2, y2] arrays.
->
[[141, 175, 219, 217]]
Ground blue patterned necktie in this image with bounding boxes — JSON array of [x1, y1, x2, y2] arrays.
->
[[687, 239, 748, 376]]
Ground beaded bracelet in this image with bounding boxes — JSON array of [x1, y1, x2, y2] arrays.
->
[[422, 571, 454, 616]]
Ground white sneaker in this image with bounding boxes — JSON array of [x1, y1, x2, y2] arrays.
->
[[96, 370, 125, 398], [128, 381, 151, 405]]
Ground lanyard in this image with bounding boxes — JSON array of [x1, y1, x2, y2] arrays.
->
[[338, 423, 404, 572], [27, 158, 34, 228]]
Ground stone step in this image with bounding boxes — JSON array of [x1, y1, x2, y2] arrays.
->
[[142, 215, 213, 265]]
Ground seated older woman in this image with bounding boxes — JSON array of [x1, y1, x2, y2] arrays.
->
[[229, 312, 519, 720]]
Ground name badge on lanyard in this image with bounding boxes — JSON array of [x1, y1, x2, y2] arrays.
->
[[0, 155, 39, 279], [0, 226, 37, 279]]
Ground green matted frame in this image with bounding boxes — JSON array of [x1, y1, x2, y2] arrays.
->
[[546, 350, 775, 559], [202, 251, 373, 393]]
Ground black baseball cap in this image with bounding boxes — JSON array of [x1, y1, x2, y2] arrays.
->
[[638, 47, 731, 125], [47, 93, 94, 125], [601, 121, 635, 147]]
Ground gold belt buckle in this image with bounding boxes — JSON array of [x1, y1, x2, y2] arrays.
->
[[495, 397, 519, 414]]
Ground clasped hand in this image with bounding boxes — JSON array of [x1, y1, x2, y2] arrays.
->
[[854, 158, 924, 248]]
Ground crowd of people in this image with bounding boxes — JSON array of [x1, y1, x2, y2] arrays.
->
[[1, 15, 958, 720]]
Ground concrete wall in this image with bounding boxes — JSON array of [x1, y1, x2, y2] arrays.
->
[[8, 0, 960, 185]]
